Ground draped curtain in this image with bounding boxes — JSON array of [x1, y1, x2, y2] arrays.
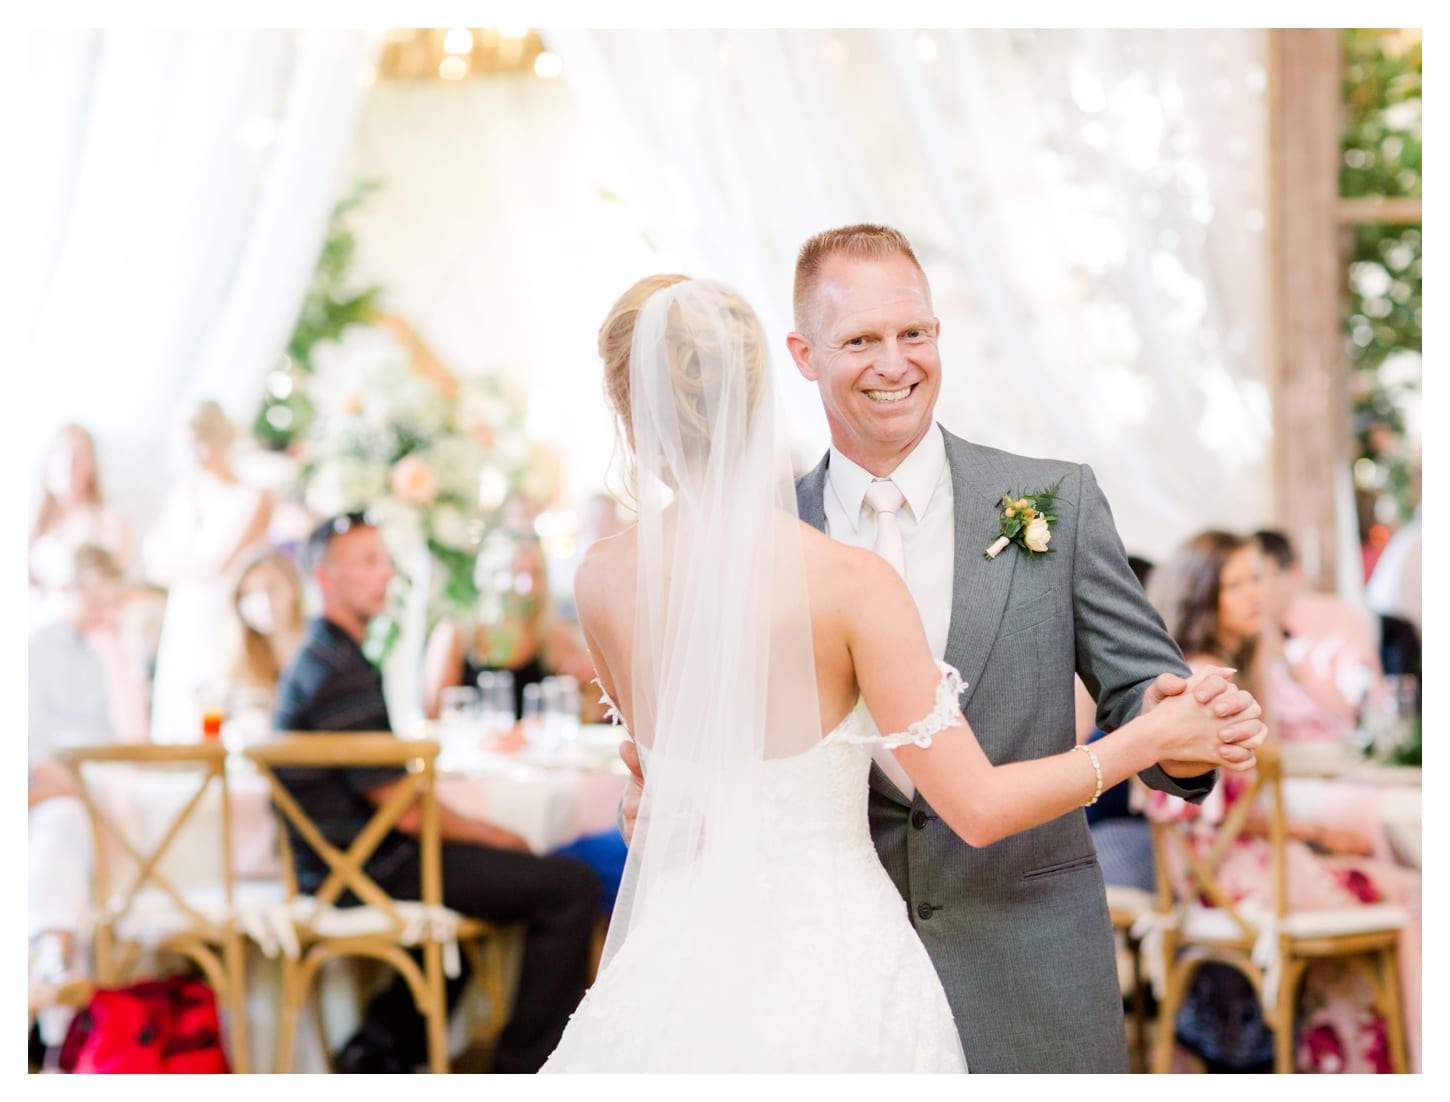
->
[[544, 28, 1273, 562], [27, 29, 379, 534]]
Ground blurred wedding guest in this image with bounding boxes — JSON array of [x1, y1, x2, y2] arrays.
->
[[144, 401, 271, 742], [29, 424, 133, 628], [228, 545, 306, 699], [1252, 529, 1384, 743], [1147, 530, 1406, 1073], [28, 545, 146, 1008], [274, 513, 599, 1073], [423, 526, 595, 721], [1364, 509, 1421, 678]]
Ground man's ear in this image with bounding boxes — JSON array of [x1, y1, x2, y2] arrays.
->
[[786, 332, 818, 382]]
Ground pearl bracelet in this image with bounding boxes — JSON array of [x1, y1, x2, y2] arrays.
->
[[1073, 744, 1103, 807]]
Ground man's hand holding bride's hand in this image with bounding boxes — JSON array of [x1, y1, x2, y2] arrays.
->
[[1145, 667, 1265, 774], [619, 739, 644, 844]]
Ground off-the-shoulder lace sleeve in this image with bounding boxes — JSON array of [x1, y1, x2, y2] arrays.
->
[[835, 660, 968, 749], [594, 679, 627, 731]]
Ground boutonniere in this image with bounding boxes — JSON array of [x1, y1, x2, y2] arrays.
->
[[984, 477, 1065, 560]]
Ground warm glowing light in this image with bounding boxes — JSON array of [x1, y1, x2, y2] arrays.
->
[[439, 56, 469, 80], [498, 25, 529, 39], [534, 51, 563, 79], [444, 27, 474, 54]]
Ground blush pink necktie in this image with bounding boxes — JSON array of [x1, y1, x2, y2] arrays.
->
[[863, 479, 907, 580]]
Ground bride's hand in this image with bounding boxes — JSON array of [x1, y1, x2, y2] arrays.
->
[[620, 739, 644, 844], [1149, 670, 1260, 772]]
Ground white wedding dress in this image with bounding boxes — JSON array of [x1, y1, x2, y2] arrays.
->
[[542, 664, 969, 1073]]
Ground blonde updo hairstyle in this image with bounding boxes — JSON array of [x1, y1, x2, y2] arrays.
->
[[598, 275, 769, 467]]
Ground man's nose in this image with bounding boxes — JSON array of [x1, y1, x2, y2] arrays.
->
[[875, 338, 908, 381]]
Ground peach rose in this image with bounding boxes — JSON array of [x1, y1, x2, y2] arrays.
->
[[1024, 514, 1052, 553], [390, 454, 438, 506]]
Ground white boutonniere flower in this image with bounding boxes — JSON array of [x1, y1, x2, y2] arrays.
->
[[984, 477, 1065, 560]]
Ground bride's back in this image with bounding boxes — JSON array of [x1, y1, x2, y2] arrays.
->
[[574, 512, 868, 749]]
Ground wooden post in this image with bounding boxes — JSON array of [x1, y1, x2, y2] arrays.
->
[[1267, 29, 1345, 591]]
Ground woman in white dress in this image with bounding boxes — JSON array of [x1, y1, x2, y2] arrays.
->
[[144, 401, 271, 742], [541, 277, 1254, 1072], [29, 424, 133, 629]]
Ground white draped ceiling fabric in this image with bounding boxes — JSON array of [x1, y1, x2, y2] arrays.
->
[[545, 28, 1274, 563], [28, 29, 379, 534]]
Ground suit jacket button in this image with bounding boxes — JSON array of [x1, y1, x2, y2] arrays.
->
[[911, 810, 928, 830], [917, 902, 934, 921]]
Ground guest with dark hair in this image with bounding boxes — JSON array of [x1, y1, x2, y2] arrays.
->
[[274, 513, 600, 1073], [1146, 530, 1407, 1073]]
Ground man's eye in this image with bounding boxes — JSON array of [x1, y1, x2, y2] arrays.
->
[[847, 337, 866, 347]]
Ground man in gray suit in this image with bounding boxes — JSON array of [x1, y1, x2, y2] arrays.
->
[[619, 224, 1266, 1072]]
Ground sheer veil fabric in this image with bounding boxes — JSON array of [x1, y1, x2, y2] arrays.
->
[[598, 278, 838, 1006]]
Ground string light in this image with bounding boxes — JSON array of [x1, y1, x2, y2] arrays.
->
[[534, 51, 563, 79], [443, 27, 474, 55], [439, 56, 469, 80]]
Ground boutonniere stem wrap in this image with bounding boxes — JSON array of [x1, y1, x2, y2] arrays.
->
[[984, 477, 1065, 560]]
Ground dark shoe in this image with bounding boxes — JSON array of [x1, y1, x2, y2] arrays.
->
[[331, 1036, 411, 1074]]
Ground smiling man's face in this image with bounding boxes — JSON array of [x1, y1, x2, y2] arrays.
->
[[789, 251, 941, 476]]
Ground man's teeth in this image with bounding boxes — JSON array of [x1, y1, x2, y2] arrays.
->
[[866, 387, 911, 403]]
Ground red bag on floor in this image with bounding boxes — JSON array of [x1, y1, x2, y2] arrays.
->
[[59, 977, 231, 1073]]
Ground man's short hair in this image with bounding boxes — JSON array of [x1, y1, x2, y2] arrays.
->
[[305, 511, 376, 573], [1252, 529, 1296, 569], [792, 223, 926, 334]]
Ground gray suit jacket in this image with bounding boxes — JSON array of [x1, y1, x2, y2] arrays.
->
[[797, 425, 1214, 1073]]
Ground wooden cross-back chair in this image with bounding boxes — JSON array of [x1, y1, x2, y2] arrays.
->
[[245, 734, 508, 1074], [1144, 744, 1409, 1073], [55, 742, 251, 1072]]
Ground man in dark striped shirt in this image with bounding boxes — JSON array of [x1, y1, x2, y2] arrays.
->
[[274, 513, 600, 1073]]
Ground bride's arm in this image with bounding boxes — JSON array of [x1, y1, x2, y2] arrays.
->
[[844, 553, 1255, 848]]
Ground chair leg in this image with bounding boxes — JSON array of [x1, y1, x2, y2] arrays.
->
[[225, 937, 251, 1074], [1378, 945, 1409, 1074], [423, 943, 449, 1074], [273, 957, 301, 1075], [1151, 952, 1194, 1074], [1272, 957, 1307, 1074]]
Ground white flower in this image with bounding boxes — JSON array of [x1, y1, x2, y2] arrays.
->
[[1024, 514, 1052, 553], [422, 433, 488, 500], [305, 456, 388, 517], [429, 503, 477, 552], [367, 498, 426, 557]]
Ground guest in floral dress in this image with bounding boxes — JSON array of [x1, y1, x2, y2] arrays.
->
[[1145, 530, 1403, 1073]]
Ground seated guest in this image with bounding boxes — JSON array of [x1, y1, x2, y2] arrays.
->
[[274, 513, 600, 1074], [1253, 529, 1385, 742], [1147, 530, 1405, 1073], [227, 545, 306, 702], [28, 545, 143, 1018], [1364, 509, 1421, 678], [423, 524, 596, 721]]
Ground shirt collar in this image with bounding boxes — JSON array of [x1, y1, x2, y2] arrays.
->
[[827, 425, 947, 532]]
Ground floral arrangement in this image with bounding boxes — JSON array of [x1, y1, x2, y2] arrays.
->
[[300, 324, 537, 651], [984, 477, 1065, 560]]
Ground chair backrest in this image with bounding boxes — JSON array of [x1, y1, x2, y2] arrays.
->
[[244, 735, 443, 926], [1143, 743, 1288, 937], [56, 743, 235, 939]]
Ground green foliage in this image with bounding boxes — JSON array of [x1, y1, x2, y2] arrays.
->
[[1341, 30, 1422, 524], [990, 476, 1065, 559], [253, 180, 385, 450]]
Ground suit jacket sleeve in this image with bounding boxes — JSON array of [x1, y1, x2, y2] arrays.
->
[[1070, 464, 1215, 802]]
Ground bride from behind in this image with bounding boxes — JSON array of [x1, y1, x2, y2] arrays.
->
[[542, 276, 1253, 1072]]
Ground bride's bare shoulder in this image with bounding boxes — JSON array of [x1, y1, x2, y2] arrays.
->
[[574, 528, 636, 615], [796, 520, 899, 595]]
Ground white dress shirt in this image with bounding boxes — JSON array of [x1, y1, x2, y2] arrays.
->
[[823, 428, 955, 799]]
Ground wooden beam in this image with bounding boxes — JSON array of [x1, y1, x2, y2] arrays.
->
[[1267, 29, 1346, 591], [1336, 197, 1424, 224]]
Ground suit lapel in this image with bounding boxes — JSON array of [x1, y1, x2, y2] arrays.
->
[[796, 452, 829, 533], [941, 429, 1018, 711]]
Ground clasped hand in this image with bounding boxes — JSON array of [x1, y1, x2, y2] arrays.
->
[[1143, 667, 1267, 775]]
